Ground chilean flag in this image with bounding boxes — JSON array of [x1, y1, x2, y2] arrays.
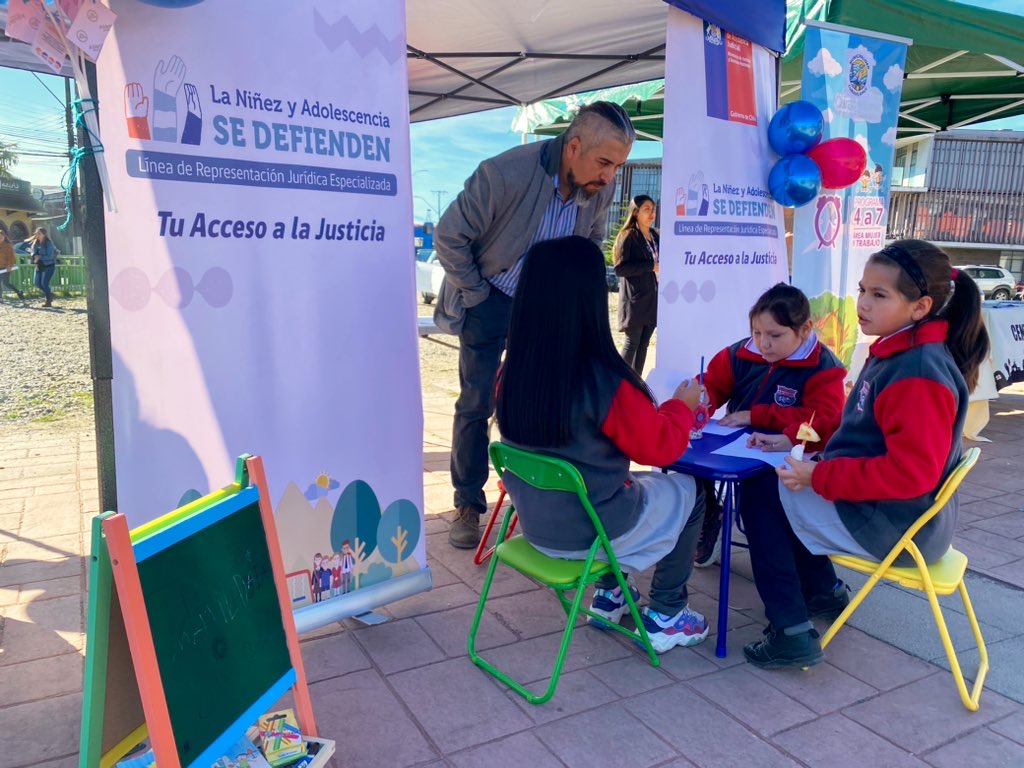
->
[[703, 21, 757, 126]]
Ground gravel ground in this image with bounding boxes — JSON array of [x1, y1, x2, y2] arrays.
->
[[0, 296, 93, 427], [0, 291, 643, 430]]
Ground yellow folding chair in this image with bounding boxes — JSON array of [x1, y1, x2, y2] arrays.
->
[[820, 447, 988, 711]]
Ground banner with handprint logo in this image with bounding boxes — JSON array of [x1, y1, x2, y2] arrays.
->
[[655, 7, 788, 382], [96, 1, 426, 629], [791, 24, 908, 376]]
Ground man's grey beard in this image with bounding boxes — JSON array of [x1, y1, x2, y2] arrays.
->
[[566, 169, 602, 201]]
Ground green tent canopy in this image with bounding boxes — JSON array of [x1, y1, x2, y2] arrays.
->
[[516, 0, 1024, 138]]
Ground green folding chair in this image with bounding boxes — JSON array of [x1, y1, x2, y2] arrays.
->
[[467, 442, 660, 705]]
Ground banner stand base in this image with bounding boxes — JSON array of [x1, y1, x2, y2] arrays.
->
[[293, 567, 433, 635], [353, 611, 390, 626]]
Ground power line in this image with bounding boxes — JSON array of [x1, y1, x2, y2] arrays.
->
[[31, 72, 67, 109]]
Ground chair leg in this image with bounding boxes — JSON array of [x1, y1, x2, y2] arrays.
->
[[820, 568, 888, 649], [957, 580, 989, 711], [920, 572, 988, 712], [473, 485, 518, 566], [471, 572, 589, 705]]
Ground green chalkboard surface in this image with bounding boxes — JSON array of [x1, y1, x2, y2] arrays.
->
[[137, 497, 291, 763]]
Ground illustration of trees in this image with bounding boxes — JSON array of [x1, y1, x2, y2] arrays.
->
[[331, 480, 382, 590], [376, 499, 421, 576]]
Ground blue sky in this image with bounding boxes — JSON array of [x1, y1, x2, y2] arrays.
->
[[1, 0, 1020, 221]]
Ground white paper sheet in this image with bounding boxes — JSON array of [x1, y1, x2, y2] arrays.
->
[[701, 420, 743, 437], [711, 434, 793, 468], [645, 366, 689, 406]]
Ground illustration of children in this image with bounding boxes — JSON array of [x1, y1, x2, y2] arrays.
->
[[859, 169, 871, 192], [872, 163, 884, 191], [330, 552, 342, 597], [341, 540, 356, 594], [310, 553, 324, 603], [318, 554, 332, 598]]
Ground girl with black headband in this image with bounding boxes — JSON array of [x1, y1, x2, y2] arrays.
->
[[741, 239, 989, 670]]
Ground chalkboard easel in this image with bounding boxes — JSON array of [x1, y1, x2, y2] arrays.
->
[[79, 455, 316, 768]]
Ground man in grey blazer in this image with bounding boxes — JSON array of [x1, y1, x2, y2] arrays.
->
[[434, 101, 635, 548]]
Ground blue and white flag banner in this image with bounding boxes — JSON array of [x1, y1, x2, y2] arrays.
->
[[96, 0, 426, 626], [656, 7, 789, 384], [791, 23, 909, 376]]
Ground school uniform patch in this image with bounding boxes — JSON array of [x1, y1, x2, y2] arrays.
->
[[774, 385, 798, 407], [857, 380, 871, 413]]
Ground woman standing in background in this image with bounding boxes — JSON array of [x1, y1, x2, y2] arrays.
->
[[613, 195, 659, 374]]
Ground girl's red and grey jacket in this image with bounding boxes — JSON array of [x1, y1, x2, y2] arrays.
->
[[702, 335, 846, 447], [501, 367, 693, 552], [812, 321, 968, 563]]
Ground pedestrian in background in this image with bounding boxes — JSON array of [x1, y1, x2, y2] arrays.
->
[[0, 229, 25, 302], [26, 227, 57, 308], [613, 194, 659, 374]]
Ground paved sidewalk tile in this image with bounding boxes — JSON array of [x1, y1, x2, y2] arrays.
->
[[773, 713, 930, 768], [923, 728, 1024, 768]]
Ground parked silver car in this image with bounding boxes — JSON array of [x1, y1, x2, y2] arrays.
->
[[960, 265, 1018, 300]]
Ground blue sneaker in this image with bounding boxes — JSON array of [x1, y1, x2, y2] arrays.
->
[[587, 584, 640, 627], [637, 605, 709, 653]]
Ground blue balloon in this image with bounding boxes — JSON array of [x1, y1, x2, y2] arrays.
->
[[136, 0, 205, 6], [767, 101, 824, 156], [768, 154, 822, 208]]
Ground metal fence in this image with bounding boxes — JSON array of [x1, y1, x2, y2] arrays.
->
[[5, 255, 87, 297]]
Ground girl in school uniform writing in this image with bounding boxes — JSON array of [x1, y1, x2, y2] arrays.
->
[[692, 284, 847, 571], [743, 239, 989, 669]]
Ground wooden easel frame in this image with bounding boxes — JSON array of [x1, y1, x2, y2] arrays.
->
[[81, 455, 316, 768]]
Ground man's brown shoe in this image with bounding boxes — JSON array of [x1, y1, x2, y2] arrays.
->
[[449, 507, 481, 549]]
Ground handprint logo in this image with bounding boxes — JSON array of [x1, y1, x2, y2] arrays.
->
[[686, 172, 710, 216], [124, 83, 151, 140], [152, 55, 187, 142], [181, 83, 202, 145]]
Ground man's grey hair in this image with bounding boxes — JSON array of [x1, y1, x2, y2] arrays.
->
[[564, 101, 636, 149]]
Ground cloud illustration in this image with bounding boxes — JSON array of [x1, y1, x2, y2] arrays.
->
[[884, 64, 904, 92], [807, 48, 843, 77]]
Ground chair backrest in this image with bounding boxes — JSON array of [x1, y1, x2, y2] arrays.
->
[[902, 447, 980, 542], [488, 442, 615, 546]]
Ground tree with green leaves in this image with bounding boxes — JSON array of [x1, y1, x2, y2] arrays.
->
[[0, 141, 18, 180]]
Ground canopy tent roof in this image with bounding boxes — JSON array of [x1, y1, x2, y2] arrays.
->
[[1, 1, 785, 123], [516, 0, 1024, 139], [406, 0, 782, 122]]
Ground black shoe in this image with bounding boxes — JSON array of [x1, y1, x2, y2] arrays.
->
[[693, 500, 722, 568], [448, 506, 481, 549], [743, 626, 824, 669], [806, 581, 851, 621]]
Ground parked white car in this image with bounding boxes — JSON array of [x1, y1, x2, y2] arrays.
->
[[415, 248, 445, 304], [960, 265, 1018, 300]]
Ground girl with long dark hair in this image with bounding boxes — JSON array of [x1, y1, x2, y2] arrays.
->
[[743, 239, 989, 669], [496, 236, 709, 653]]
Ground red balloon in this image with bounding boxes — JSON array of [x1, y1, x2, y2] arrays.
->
[[806, 138, 868, 189]]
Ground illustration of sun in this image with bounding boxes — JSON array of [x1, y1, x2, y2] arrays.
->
[[304, 470, 341, 502]]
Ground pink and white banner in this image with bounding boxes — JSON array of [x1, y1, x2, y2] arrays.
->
[[97, 0, 426, 628], [654, 7, 788, 386]]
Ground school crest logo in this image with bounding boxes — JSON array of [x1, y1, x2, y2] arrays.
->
[[857, 380, 871, 412], [848, 53, 870, 96], [705, 23, 722, 46], [774, 385, 798, 407]]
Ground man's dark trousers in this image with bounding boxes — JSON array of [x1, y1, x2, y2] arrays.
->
[[452, 288, 513, 513]]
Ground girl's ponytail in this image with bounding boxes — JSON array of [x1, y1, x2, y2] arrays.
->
[[944, 269, 989, 391]]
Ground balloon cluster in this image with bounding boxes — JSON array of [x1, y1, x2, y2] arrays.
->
[[766, 101, 868, 207]]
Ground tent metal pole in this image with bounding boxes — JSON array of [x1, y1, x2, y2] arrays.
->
[[80, 59, 117, 515]]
